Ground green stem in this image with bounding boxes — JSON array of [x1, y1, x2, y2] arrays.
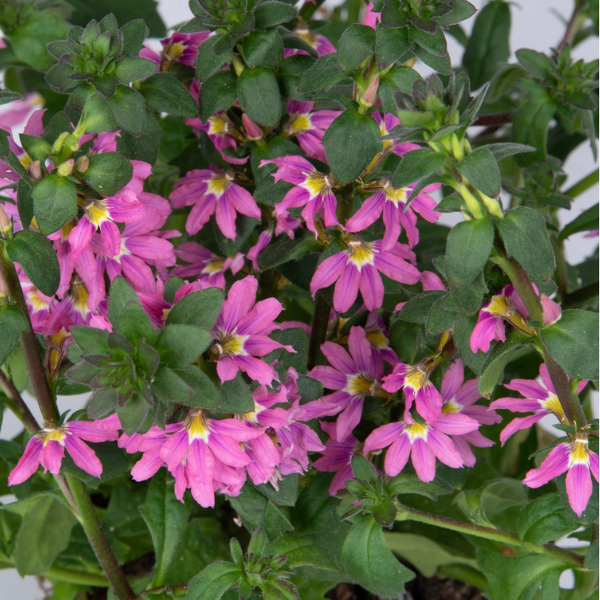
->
[[564, 170, 599, 198], [46, 566, 111, 587], [66, 475, 137, 600], [307, 291, 330, 369], [0, 369, 39, 433], [0, 245, 58, 423], [558, 0, 587, 49], [395, 504, 586, 569]]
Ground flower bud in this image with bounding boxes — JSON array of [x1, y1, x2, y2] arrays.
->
[[479, 191, 504, 219], [360, 74, 380, 108], [75, 155, 90, 173], [242, 114, 263, 140], [27, 160, 42, 181], [0, 204, 11, 235], [57, 159, 74, 177], [51, 131, 70, 155]]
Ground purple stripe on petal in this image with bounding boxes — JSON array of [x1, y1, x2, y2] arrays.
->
[[523, 443, 570, 488], [335, 397, 364, 442], [364, 422, 403, 454], [566, 463, 592, 517], [64, 436, 102, 477], [334, 264, 360, 313], [411, 438, 436, 482], [499, 413, 544, 445], [441, 360, 464, 403], [8, 438, 43, 486], [310, 252, 346, 297], [359, 264, 384, 311], [237, 297, 284, 335], [384, 436, 411, 477]]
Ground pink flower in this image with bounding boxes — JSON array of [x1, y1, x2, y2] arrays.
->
[[173, 241, 244, 287], [282, 100, 340, 163], [260, 156, 339, 236], [283, 26, 335, 58], [161, 31, 210, 67], [310, 235, 420, 313], [523, 432, 599, 517], [210, 275, 294, 386], [309, 326, 386, 441], [439, 360, 500, 466], [363, 411, 477, 482], [313, 421, 363, 495], [345, 177, 441, 249], [363, 2, 381, 28], [382, 359, 442, 423], [170, 167, 261, 239], [470, 284, 562, 353], [490, 364, 587, 445], [363, 311, 399, 365], [8, 415, 120, 485]]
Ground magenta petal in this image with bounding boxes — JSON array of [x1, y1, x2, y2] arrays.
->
[[384, 435, 411, 477], [489, 397, 543, 413], [310, 252, 346, 297], [434, 413, 479, 436], [216, 356, 239, 383], [320, 342, 355, 374], [566, 463, 592, 517], [41, 440, 66, 475], [411, 438, 436, 482], [427, 430, 463, 469], [359, 264, 384, 311], [9, 438, 43, 485], [504, 379, 549, 400], [470, 314, 505, 353], [364, 422, 403, 454], [186, 196, 216, 235], [523, 443, 570, 488], [336, 397, 364, 442], [218, 275, 258, 332], [64, 436, 102, 477], [373, 251, 420, 285], [348, 326, 374, 375], [210, 433, 250, 468], [308, 365, 347, 390], [441, 360, 464, 402], [215, 195, 237, 240], [499, 413, 544, 445], [346, 193, 384, 233], [131, 451, 164, 481], [232, 354, 274, 386], [334, 264, 360, 313], [236, 298, 284, 335]]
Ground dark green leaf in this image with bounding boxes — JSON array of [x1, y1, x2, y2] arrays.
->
[[337, 24, 376, 72], [4, 494, 76, 576], [117, 109, 162, 164], [140, 469, 192, 587], [342, 515, 414, 597], [237, 67, 282, 127], [80, 93, 117, 134], [518, 494, 579, 544], [196, 35, 233, 81], [185, 561, 242, 600], [108, 85, 147, 136], [388, 472, 453, 499], [298, 53, 347, 93], [398, 291, 446, 324], [446, 219, 494, 286], [375, 23, 411, 69], [457, 147, 501, 198], [165, 288, 223, 329], [197, 363, 254, 413], [0, 90, 23, 105], [243, 29, 284, 68], [541, 310, 599, 380], [497, 206, 555, 280], [268, 536, 338, 571], [114, 56, 157, 83], [6, 230, 60, 296], [199, 71, 238, 122], [154, 325, 211, 367], [174, 366, 220, 409], [379, 66, 422, 114], [463, 0, 511, 89], [413, 45, 451, 75], [139, 73, 198, 117], [120, 19, 150, 55], [19, 135, 52, 163], [253, 1, 297, 29], [108, 277, 140, 325], [0, 305, 29, 367], [322, 109, 382, 184], [393, 148, 446, 188], [478, 330, 533, 397], [559, 203, 599, 241], [408, 25, 447, 57], [256, 473, 299, 506], [82, 151, 134, 196], [484, 142, 536, 162], [31, 174, 77, 235], [61, 441, 130, 489]]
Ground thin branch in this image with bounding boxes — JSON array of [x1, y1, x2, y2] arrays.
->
[[0, 369, 40, 433]]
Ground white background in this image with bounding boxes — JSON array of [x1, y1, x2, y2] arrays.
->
[[0, 0, 597, 597]]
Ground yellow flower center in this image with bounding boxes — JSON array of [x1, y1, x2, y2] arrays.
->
[[83, 198, 111, 227], [27, 288, 50, 311], [570, 436, 590, 466], [207, 173, 233, 199], [208, 113, 231, 137], [285, 113, 312, 136], [404, 421, 429, 442], [345, 237, 375, 269], [366, 327, 389, 350], [71, 277, 90, 316], [239, 401, 266, 424], [442, 398, 463, 414], [212, 329, 248, 357], [40, 427, 66, 446], [301, 171, 334, 199], [294, 27, 317, 49], [484, 294, 513, 318], [164, 41, 185, 61], [404, 366, 428, 392], [345, 373, 377, 397], [540, 393, 566, 422], [202, 256, 226, 275], [382, 181, 408, 206], [185, 409, 211, 443]]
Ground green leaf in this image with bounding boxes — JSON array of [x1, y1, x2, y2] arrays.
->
[[398, 291, 446, 324], [337, 24, 376, 72], [498, 208, 555, 282], [4, 494, 76, 576], [425, 297, 456, 335], [541, 310, 599, 380], [139, 73, 198, 117], [0, 305, 29, 367], [80, 93, 118, 134], [512, 82, 556, 166], [297, 53, 347, 93], [108, 85, 147, 135], [341, 515, 414, 597], [174, 366, 220, 409], [446, 219, 494, 286], [151, 364, 194, 403], [243, 28, 284, 68], [31, 174, 77, 235], [413, 45, 451, 75], [268, 536, 338, 571], [165, 288, 223, 329], [375, 23, 411, 69], [114, 56, 157, 83], [388, 472, 453, 499], [61, 441, 130, 489], [185, 561, 242, 600], [322, 109, 382, 184], [393, 148, 446, 189], [253, 1, 297, 29], [457, 147, 501, 198], [107, 277, 140, 326], [70, 326, 109, 354], [478, 330, 533, 397], [140, 469, 192, 587], [484, 142, 536, 162], [559, 203, 599, 241], [477, 548, 564, 600], [82, 151, 134, 196], [0, 90, 23, 105], [196, 35, 233, 81], [385, 533, 478, 578], [463, 0, 511, 89], [6, 230, 60, 296], [237, 67, 282, 127], [19, 134, 52, 162], [379, 66, 422, 113], [117, 302, 156, 344], [154, 325, 211, 367], [120, 19, 150, 55], [518, 494, 579, 544], [197, 363, 254, 413], [117, 109, 162, 165], [408, 25, 447, 57], [199, 71, 238, 122]]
